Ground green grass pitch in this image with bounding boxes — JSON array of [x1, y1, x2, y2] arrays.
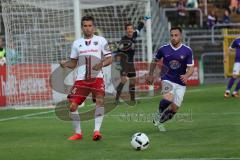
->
[[0, 84, 240, 160]]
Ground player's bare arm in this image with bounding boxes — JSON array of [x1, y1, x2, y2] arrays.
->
[[59, 59, 78, 69], [180, 66, 194, 84], [146, 59, 158, 85], [92, 56, 112, 71], [224, 48, 233, 63], [229, 47, 235, 53]]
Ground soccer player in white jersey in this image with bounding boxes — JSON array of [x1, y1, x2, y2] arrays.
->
[[60, 16, 112, 141], [146, 27, 194, 131]]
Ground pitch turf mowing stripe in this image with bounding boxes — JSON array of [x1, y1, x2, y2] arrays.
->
[[143, 158, 240, 160], [0, 84, 229, 122]]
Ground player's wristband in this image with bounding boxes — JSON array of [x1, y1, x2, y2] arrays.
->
[[144, 16, 151, 20]]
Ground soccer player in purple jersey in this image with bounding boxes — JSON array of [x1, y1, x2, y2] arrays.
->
[[224, 37, 240, 98], [146, 27, 194, 131]]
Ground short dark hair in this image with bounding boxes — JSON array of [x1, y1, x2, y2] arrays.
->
[[124, 23, 133, 30], [170, 26, 182, 33], [81, 15, 95, 26]]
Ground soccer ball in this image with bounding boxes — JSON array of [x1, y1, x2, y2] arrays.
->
[[130, 132, 149, 150]]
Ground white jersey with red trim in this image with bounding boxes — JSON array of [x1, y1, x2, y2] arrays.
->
[[70, 35, 111, 80]]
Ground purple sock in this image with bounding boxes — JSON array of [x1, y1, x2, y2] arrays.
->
[[234, 80, 240, 92], [227, 78, 236, 91]]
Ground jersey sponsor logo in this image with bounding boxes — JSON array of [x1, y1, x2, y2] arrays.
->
[[169, 60, 181, 69], [79, 49, 98, 54], [94, 41, 98, 45]]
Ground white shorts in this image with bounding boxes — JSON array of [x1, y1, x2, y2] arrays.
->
[[161, 80, 186, 107], [233, 62, 240, 75]]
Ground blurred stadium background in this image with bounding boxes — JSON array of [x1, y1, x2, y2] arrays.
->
[[0, 0, 240, 159]]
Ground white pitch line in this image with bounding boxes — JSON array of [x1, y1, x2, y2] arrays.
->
[[0, 110, 54, 122], [20, 116, 56, 120], [1, 111, 240, 122], [193, 112, 240, 115]]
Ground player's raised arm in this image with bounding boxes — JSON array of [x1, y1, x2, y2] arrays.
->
[[132, 20, 145, 40]]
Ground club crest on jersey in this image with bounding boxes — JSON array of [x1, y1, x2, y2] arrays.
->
[[180, 55, 185, 59], [85, 40, 91, 46], [169, 60, 181, 69], [94, 41, 98, 45]]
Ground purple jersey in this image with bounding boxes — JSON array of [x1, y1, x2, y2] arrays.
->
[[155, 43, 194, 86], [230, 38, 240, 62]]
